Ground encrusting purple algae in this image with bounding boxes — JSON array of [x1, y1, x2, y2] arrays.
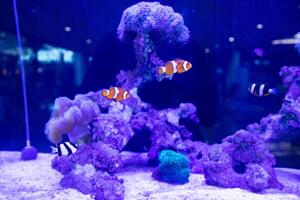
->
[[45, 2, 300, 200]]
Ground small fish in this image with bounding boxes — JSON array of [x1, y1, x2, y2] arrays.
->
[[157, 59, 192, 75], [248, 83, 278, 97], [51, 142, 78, 156], [102, 87, 130, 101]]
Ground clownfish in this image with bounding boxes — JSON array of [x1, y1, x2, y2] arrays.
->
[[248, 83, 278, 97], [50, 142, 77, 156], [157, 59, 192, 75], [102, 87, 130, 101]]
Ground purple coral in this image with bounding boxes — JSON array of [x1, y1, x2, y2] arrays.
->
[[91, 172, 125, 200], [91, 114, 135, 151], [202, 130, 283, 192], [71, 141, 123, 173], [129, 103, 199, 160], [246, 66, 300, 142], [117, 1, 190, 87], [192, 66, 300, 192], [44, 2, 197, 199], [184, 141, 208, 173], [60, 164, 125, 200], [51, 156, 74, 175], [45, 2, 300, 198], [52, 142, 124, 199], [52, 141, 123, 175], [45, 94, 100, 144], [117, 2, 189, 44]]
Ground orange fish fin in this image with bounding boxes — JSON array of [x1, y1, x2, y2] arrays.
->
[[101, 89, 109, 97], [157, 67, 165, 74]]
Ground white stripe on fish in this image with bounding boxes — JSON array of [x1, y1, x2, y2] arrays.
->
[[171, 60, 177, 73], [249, 83, 278, 97], [183, 61, 188, 71], [259, 84, 265, 96], [113, 87, 119, 99], [51, 142, 78, 156]]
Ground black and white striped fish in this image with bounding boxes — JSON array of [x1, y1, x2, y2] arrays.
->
[[51, 142, 78, 156], [248, 83, 278, 97]]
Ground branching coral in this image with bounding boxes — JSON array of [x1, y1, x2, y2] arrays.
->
[[117, 1, 190, 87]]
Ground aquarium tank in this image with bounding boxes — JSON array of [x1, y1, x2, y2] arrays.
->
[[0, 1, 300, 200]]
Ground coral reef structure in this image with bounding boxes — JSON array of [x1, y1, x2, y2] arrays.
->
[[52, 141, 123, 174], [246, 66, 300, 141], [117, 1, 190, 88], [152, 150, 190, 184], [130, 103, 199, 160], [45, 0, 300, 198], [202, 130, 283, 192], [59, 164, 125, 200], [2, 151, 300, 200], [187, 66, 300, 190], [46, 2, 197, 199]]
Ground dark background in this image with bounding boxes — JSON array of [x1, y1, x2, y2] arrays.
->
[[0, 0, 299, 167]]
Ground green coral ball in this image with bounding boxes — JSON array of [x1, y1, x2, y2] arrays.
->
[[154, 150, 190, 184]]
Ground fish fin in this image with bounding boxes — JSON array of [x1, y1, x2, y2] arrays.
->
[[174, 58, 183, 62], [50, 146, 58, 154], [269, 88, 279, 95], [101, 89, 109, 97], [157, 67, 165, 74]]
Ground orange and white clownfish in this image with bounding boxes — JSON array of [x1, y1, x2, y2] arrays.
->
[[101, 87, 130, 101], [157, 59, 192, 75]]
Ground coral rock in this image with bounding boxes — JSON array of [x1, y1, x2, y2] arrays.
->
[[71, 142, 123, 173], [202, 130, 283, 192], [246, 66, 300, 141], [117, 1, 190, 86]]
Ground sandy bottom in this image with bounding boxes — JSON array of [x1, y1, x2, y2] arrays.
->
[[0, 151, 299, 200]]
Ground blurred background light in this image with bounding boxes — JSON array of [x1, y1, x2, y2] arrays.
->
[[64, 26, 71, 32], [228, 37, 235, 42], [256, 23, 263, 29]]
